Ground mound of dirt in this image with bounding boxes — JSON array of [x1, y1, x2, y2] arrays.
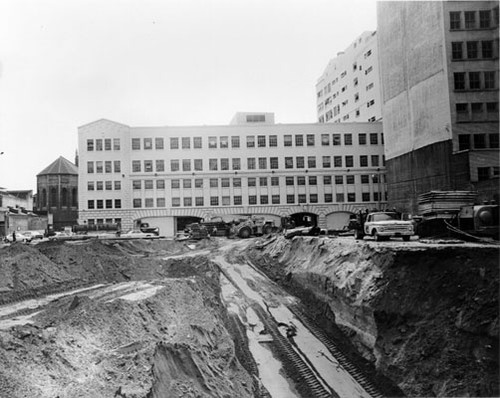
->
[[0, 264, 253, 398], [0, 239, 222, 302], [249, 236, 499, 397], [0, 243, 75, 294]]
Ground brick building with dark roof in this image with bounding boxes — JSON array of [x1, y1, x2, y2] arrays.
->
[[36, 156, 78, 230]]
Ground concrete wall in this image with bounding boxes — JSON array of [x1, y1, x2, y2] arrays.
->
[[3, 213, 48, 236], [0, 191, 33, 210], [386, 140, 453, 213], [388, 145, 500, 213], [378, 1, 452, 160], [378, 1, 498, 211]]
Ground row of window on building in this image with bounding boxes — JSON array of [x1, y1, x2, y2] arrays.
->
[[87, 199, 122, 209], [87, 181, 122, 191], [317, 49, 375, 100], [87, 174, 385, 192], [320, 81, 375, 113], [39, 187, 78, 208], [453, 71, 497, 91], [456, 103, 499, 123], [458, 132, 499, 150], [125, 174, 384, 191], [451, 40, 496, 60], [87, 191, 387, 210], [86, 132, 383, 152], [86, 160, 121, 173], [87, 218, 122, 226], [87, 138, 121, 151], [92, 155, 384, 175], [86, 155, 384, 175], [449, 8, 498, 30]]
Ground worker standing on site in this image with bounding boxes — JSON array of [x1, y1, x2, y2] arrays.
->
[[12, 231, 16, 242]]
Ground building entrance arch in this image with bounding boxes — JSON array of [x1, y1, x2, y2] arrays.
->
[[325, 211, 353, 231]]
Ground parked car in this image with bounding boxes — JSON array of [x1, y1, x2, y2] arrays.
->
[[4, 232, 31, 243], [174, 232, 191, 241], [49, 231, 74, 241], [122, 230, 157, 239], [20, 231, 44, 241], [139, 223, 160, 236]]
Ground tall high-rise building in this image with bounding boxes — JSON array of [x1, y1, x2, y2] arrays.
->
[[377, 1, 499, 212], [316, 31, 382, 124]]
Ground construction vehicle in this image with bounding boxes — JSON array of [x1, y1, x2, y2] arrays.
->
[[184, 223, 209, 240], [200, 217, 230, 237], [415, 191, 499, 239], [230, 216, 276, 238]]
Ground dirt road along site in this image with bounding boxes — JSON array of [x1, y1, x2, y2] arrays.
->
[[0, 235, 498, 397]]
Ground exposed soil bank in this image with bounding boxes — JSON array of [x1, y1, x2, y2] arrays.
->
[[249, 236, 499, 397], [0, 240, 256, 398]]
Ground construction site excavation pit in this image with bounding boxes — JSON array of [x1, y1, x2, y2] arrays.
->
[[0, 235, 498, 397]]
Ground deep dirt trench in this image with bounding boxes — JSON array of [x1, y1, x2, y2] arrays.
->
[[247, 236, 499, 397], [0, 237, 498, 397]]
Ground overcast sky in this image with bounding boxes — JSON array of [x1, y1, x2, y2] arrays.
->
[[0, 0, 377, 191]]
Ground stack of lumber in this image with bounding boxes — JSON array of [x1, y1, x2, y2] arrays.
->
[[418, 191, 477, 215]]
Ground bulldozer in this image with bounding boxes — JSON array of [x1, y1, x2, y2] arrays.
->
[[230, 216, 276, 238]]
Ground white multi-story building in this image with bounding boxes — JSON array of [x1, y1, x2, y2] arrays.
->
[[78, 113, 387, 236], [316, 31, 382, 124]]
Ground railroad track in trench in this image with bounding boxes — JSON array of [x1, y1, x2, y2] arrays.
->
[[250, 301, 384, 398], [238, 250, 384, 398], [252, 304, 336, 398], [289, 305, 384, 398]]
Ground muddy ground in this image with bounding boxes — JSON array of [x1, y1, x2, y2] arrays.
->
[[248, 236, 499, 397], [0, 239, 256, 398], [0, 236, 498, 397]]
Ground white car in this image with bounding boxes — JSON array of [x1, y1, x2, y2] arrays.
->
[[4, 232, 31, 243], [363, 212, 414, 241], [121, 230, 157, 239], [20, 231, 44, 241], [174, 232, 191, 241]]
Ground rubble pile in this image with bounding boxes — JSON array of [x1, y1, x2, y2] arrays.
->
[[250, 236, 499, 397]]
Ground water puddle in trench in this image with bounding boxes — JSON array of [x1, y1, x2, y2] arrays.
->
[[217, 253, 373, 398], [220, 273, 299, 398]]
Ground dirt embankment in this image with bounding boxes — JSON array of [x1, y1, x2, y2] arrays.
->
[[0, 240, 256, 398], [249, 236, 499, 397]]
